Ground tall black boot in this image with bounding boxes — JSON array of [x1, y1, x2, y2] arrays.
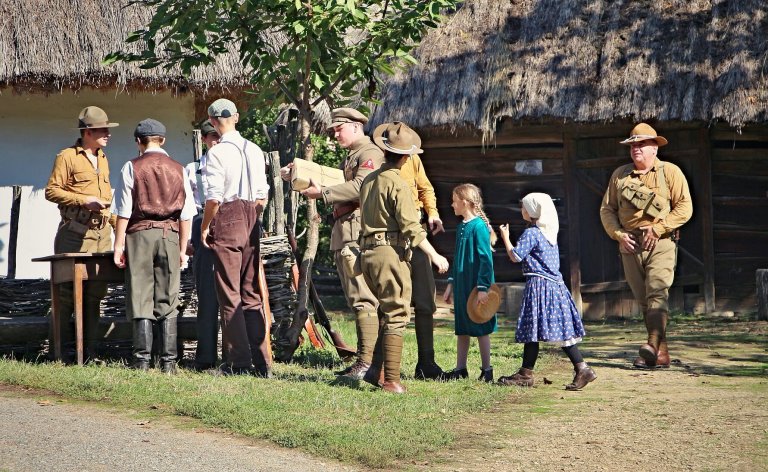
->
[[132, 319, 153, 371], [159, 316, 178, 375]]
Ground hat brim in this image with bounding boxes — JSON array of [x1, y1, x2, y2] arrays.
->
[[372, 123, 424, 155], [467, 285, 502, 324], [78, 122, 120, 129], [620, 135, 668, 147]]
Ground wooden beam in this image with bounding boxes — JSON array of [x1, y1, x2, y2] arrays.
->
[[7, 186, 21, 280], [562, 131, 582, 312], [701, 127, 717, 312]]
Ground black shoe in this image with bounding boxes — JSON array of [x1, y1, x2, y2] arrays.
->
[[160, 361, 178, 375], [214, 365, 254, 376], [131, 360, 151, 372], [442, 368, 469, 381], [414, 360, 445, 380], [477, 367, 494, 383], [193, 362, 216, 372]]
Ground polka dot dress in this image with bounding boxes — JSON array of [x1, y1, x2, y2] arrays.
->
[[511, 227, 585, 345]]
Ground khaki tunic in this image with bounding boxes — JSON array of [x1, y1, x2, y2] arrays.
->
[[321, 136, 384, 317], [359, 165, 427, 335], [600, 158, 693, 312]]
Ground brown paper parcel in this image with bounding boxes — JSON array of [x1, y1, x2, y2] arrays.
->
[[290, 159, 345, 191]]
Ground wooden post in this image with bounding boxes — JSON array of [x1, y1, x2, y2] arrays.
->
[[700, 127, 716, 312], [757, 269, 768, 321], [192, 129, 203, 162], [7, 185, 21, 279], [267, 152, 285, 235], [562, 132, 583, 312]]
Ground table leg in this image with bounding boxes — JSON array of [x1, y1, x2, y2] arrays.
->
[[50, 273, 61, 361], [73, 262, 85, 365]]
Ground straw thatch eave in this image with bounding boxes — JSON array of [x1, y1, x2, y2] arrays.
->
[[372, 0, 768, 137], [0, 0, 250, 93]]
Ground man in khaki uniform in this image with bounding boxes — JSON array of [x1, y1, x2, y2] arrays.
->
[[398, 127, 447, 379], [600, 123, 693, 368], [282, 108, 385, 379], [358, 122, 449, 393], [45, 106, 118, 361]]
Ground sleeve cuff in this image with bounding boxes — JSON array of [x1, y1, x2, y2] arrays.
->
[[477, 286, 489, 292]]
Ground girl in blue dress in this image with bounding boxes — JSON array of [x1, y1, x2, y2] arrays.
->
[[442, 184, 497, 382], [497, 193, 597, 390]]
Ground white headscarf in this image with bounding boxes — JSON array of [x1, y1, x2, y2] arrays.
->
[[521, 192, 559, 245]]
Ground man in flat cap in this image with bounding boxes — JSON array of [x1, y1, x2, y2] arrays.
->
[[600, 123, 693, 369], [113, 118, 196, 373], [281, 107, 385, 379], [201, 98, 272, 377], [45, 106, 119, 362], [184, 119, 222, 370]]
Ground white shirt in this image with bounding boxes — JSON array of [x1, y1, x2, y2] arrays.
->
[[203, 130, 270, 203], [112, 147, 197, 221]]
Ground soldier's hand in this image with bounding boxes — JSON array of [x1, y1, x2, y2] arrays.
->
[[640, 225, 659, 251], [180, 253, 189, 270], [185, 240, 195, 257], [83, 196, 107, 212], [619, 232, 637, 253], [300, 178, 322, 199], [279, 163, 294, 182], [432, 254, 449, 273], [428, 216, 445, 235]]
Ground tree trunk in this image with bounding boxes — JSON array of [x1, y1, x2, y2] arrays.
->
[[275, 112, 320, 361]]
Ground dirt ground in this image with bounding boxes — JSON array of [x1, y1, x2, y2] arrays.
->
[[417, 317, 768, 472]]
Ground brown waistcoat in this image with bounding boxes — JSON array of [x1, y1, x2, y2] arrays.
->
[[126, 151, 185, 234]]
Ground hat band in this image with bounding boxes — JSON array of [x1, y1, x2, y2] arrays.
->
[[381, 137, 417, 154], [79, 120, 113, 128]]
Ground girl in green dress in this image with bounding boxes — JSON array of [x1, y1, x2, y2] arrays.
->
[[442, 184, 497, 382]]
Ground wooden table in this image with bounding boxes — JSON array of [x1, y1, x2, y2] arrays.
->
[[32, 252, 123, 365]]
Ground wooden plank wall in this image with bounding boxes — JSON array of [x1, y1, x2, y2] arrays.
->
[[709, 124, 768, 312], [420, 124, 568, 286]]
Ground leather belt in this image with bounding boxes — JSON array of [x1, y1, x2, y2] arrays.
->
[[333, 202, 359, 220], [360, 231, 408, 249]]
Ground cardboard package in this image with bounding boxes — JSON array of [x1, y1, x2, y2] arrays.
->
[[290, 159, 345, 191]]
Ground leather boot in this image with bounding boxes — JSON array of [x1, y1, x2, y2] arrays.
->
[[656, 335, 670, 367], [565, 362, 597, 390], [498, 368, 534, 387], [159, 316, 178, 374], [244, 309, 272, 378], [442, 367, 469, 381], [414, 349, 445, 380], [477, 367, 494, 383], [381, 333, 406, 394], [340, 359, 371, 380], [132, 319, 153, 371]]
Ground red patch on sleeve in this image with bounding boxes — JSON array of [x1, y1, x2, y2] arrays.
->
[[360, 159, 375, 170]]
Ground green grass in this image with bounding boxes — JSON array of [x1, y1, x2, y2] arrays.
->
[[0, 316, 545, 468]]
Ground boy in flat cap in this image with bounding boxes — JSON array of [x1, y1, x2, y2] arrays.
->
[[184, 119, 222, 370], [280, 107, 385, 379], [358, 121, 449, 393], [113, 118, 197, 373], [45, 106, 118, 362], [600, 123, 692, 369], [201, 98, 272, 377]]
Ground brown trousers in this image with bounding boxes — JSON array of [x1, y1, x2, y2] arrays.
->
[[209, 199, 269, 369]]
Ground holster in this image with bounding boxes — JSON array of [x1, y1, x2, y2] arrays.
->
[[332, 202, 359, 221]]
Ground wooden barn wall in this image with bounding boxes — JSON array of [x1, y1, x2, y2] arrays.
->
[[419, 120, 765, 318], [709, 124, 768, 312]]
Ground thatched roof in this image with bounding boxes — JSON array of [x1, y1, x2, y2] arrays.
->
[[0, 0, 249, 91], [373, 0, 768, 136]]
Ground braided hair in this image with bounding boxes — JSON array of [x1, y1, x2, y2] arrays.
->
[[453, 183, 497, 247]]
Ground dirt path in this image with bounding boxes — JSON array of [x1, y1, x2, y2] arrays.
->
[[418, 318, 768, 471]]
